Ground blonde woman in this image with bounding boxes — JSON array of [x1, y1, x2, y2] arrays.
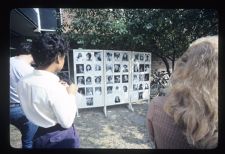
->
[[147, 36, 218, 149]]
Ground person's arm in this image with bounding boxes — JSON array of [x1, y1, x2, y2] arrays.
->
[[147, 100, 156, 145], [49, 83, 78, 128]]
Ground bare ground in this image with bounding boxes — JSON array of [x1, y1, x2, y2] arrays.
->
[[10, 102, 155, 149]]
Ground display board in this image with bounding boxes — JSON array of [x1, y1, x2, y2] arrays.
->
[[73, 49, 151, 115]]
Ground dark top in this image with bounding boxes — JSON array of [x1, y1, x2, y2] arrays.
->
[[147, 96, 194, 149]]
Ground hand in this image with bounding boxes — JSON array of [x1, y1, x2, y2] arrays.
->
[[66, 83, 78, 95], [59, 80, 69, 87]]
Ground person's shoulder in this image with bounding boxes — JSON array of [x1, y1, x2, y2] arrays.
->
[[150, 96, 167, 108]]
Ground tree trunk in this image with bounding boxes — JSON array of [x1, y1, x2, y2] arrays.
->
[[161, 57, 171, 76]]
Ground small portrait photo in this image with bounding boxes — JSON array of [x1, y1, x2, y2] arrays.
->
[[134, 53, 139, 61], [95, 64, 101, 71], [122, 64, 128, 72], [145, 83, 149, 89], [106, 52, 113, 61], [86, 52, 92, 61], [77, 76, 85, 85], [94, 52, 102, 61], [86, 76, 92, 85], [114, 64, 120, 73], [114, 75, 120, 83], [95, 76, 101, 84], [86, 87, 93, 96], [139, 64, 144, 72], [140, 54, 144, 61], [133, 84, 138, 91], [123, 85, 128, 93], [86, 64, 92, 72], [122, 53, 128, 61], [139, 74, 144, 81], [144, 74, 149, 81], [138, 92, 143, 100], [106, 75, 113, 84], [76, 52, 83, 61], [134, 64, 139, 72], [106, 64, 113, 73], [133, 74, 138, 82], [145, 54, 150, 61], [78, 88, 85, 96], [76, 64, 84, 73], [95, 87, 102, 95], [86, 97, 93, 106], [139, 83, 143, 90], [114, 52, 121, 61], [144, 64, 150, 72], [122, 75, 129, 83], [107, 86, 113, 94], [115, 85, 120, 92], [115, 96, 120, 103]]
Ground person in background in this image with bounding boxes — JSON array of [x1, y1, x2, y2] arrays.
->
[[17, 33, 80, 148], [10, 40, 38, 148], [147, 36, 218, 149]]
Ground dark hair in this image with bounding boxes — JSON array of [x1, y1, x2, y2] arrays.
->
[[16, 41, 32, 55], [31, 32, 69, 67]]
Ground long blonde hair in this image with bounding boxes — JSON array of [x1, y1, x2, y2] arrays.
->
[[164, 36, 218, 148]]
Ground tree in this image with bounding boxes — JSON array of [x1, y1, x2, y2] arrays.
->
[[62, 9, 218, 76]]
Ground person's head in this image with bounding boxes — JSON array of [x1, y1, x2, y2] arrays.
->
[[31, 32, 69, 72], [164, 36, 218, 148], [86, 64, 91, 71], [16, 40, 32, 55], [86, 53, 91, 59]]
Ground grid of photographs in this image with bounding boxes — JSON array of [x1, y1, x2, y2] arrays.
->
[[131, 52, 151, 102], [73, 50, 104, 108], [105, 51, 130, 105]]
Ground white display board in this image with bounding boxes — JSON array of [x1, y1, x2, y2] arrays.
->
[[73, 49, 151, 115]]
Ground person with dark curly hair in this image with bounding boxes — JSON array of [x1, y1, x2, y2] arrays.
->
[[147, 36, 218, 149], [10, 40, 38, 148], [17, 33, 80, 148]]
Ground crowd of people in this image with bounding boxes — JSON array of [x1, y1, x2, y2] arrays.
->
[[10, 32, 218, 149]]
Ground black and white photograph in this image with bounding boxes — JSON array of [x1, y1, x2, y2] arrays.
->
[[139, 74, 144, 81], [145, 54, 150, 62], [95, 87, 102, 95], [86, 64, 92, 72], [140, 54, 144, 61], [86, 52, 92, 61], [122, 75, 129, 83], [139, 83, 143, 90], [76, 64, 84, 73], [122, 53, 128, 61], [123, 86, 128, 93], [138, 92, 143, 100], [95, 64, 101, 71], [144, 64, 150, 72], [114, 52, 120, 61], [107, 86, 113, 94], [77, 76, 85, 85], [115, 96, 120, 103], [86, 97, 93, 106], [86, 87, 93, 96], [139, 64, 144, 72], [106, 52, 113, 61], [134, 64, 139, 72], [115, 86, 120, 93], [114, 75, 120, 83], [134, 53, 139, 61], [106, 75, 113, 84], [86, 77, 92, 85], [133, 74, 138, 81], [122, 64, 128, 72], [133, 84, 138, 91], [95, 76, 101, 84], [114, 64, 120, 73], [106, 64, 113, 73], [76, 52, 83, 61], [78, 88, 85, 96], [144, 74, 149, 81], [94, 52, 102, 61]]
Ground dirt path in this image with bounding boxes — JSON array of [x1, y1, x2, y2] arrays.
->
[[10, 102, 155, 149]]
